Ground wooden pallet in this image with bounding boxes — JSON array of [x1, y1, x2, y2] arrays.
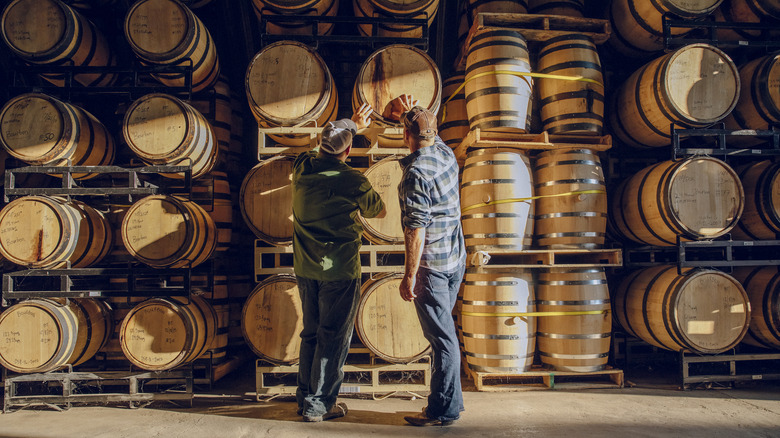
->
[[256, 358, 430, 399], [467, 248, 623, 269], [454, 12, 611, 70], [469, 367, 624, 392], [254, 242, 405, 279], [454, 129, 612, 164], [680, 352, 780, 389], [257, 126, 408, 158]]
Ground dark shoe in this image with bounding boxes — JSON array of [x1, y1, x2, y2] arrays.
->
[[404, 412, 455, 427], [297, 407, 303, 416], [303, 402, 348, 422]]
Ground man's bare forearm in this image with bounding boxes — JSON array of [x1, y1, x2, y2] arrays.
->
[[403, 226, 425, 279]]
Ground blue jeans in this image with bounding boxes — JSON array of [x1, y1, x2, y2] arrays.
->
[[295, 277, 360, 417], [413, 264, 466, 422]]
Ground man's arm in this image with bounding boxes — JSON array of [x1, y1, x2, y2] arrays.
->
[[400, 226, 425, 301]]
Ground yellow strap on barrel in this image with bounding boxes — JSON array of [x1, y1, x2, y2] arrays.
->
[[461, 189, 606, 213], [441, 70, 603, 123], [460, 310, 609, 317]]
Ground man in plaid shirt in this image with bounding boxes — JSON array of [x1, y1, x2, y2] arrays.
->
[[395, 99, 466, 427]]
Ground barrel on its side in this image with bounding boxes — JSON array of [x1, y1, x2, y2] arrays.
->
[[461, 149, 534, 250], [610, 44, 740, 148], [0, 298, 112, 373], [356, 273, 431, 363], [528, 0, 583, 16], [613, 266, 750, 354], [724, 54, 780, 140], [124, 0, 220, 92], [353, 0, 438, 38], [0, 196, 112, 269], [360, 157, 404, 244], [252, 0, 338, 36], [732, 160, 780, 240], [239, 156, 294, 246], [242, 274, 303, 364], [352, 44, 441, 148], [121, 195, 217, 269], [120, 295, 216, 371], [1, 0, 116, 86], [246, 41, 338, 147], [731, 267, 780, 349], [0, 93, 115, 179], [610, 157, 744, 246], [439, 74, 469, 150], [123, 93, 219, 180]]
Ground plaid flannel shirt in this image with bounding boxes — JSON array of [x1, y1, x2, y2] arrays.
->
[[398, 137, 466, 274]]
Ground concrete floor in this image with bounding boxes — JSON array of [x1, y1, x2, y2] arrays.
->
[[1, 361, 779, 438]]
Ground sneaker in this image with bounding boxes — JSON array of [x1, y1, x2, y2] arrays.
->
[[303, 402, 348, 422], [297, 407, 303, 416], [404, 409, 455, 427]]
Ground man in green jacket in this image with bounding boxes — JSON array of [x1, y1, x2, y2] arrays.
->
[[292, 103, 386, 422]]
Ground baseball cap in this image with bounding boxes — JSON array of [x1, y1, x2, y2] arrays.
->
[[320, 118, 357, 155], [401, 106, 438, 140]]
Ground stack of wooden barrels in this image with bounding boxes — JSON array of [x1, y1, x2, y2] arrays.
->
[[0, 0, 252, 375]]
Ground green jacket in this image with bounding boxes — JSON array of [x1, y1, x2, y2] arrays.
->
[[292, 150, 385, 281]]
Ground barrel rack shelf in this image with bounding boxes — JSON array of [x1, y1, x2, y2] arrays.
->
[[611, 333, 780, 390], [454, 12, 612, 71], [257, 14, 430, 50], [256, 126, 408, 158], [670, 125, 780, 159], [466, 247, 623, 269], [662, 16, 780, 50], [622, 239, 780, 271], [2, 365, 195, 412], [255, 346, 430, 400], [254, 241, 405, 279], [453, 129, 612, 164]]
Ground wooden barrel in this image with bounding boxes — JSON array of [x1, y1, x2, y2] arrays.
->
[[731, 161, 780, 240], [439, 74, 469, 150], [190, 76, 232, 170], [124, 0, 220, 93], [610, 44, 740, 149], [536, 34, 604, 135], [353, 0, 438, 38], [356, 273, 430, 363], [0, 196, 112, 269], [352, 44, 441, 148], [121, 195, 217, 269], [613, 266, 750, 354], [731, 266, 780, 350], [460, 271, 535, 373], [465, 29, 533, 132], [536, 268, 611, 372], [0, 298, 77, 373], [120, 295, 216, 371], [0, 298, 111, 373], [0, 93, 115, 179], [191, 171, 233, 252], [461, 149, 534, 250], [242, 274, 303, 364], [0, 0, 116, 87], [468, 0, 527, 18], [360, 157, 403, 244], [533, 149, 607, 248], [246, 41, 338, 147], [252, 0, 338, 35], [528, 0, 583, 16], [608, 0, 724, 56], [724, 54, 780, 138], [168, 275, 230, 362], [611, 157, 744, 246], [123, 93, 219, 180], [239, 156, 294, 246]]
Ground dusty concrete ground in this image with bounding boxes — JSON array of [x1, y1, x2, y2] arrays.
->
[[1, 360, 779, 438]]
